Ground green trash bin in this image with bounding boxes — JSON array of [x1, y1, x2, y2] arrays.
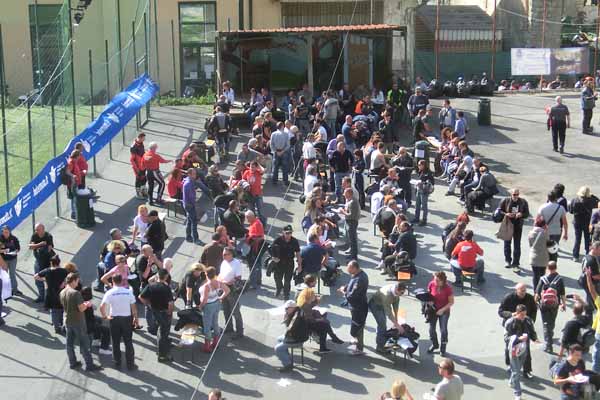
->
[[75, 189, 96, 228], [478, 99, 491, 126]]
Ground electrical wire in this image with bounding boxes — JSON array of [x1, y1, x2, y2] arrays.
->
[[497, 5, 598, 27]]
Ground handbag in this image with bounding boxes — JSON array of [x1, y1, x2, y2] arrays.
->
[[495, 201, 514, 241]]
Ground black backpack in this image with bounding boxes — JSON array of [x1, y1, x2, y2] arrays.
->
[[59, 166, 71, 186]]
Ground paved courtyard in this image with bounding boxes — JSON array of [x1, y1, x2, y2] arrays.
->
[[0, 92, 599, 400]]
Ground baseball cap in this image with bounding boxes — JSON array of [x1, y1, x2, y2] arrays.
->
[[283, 225, 293, 233], [284, 300, 297, 309], [240, 180, 250, 190], [148, 210, 159, 217], [109, 228, 119, 237]]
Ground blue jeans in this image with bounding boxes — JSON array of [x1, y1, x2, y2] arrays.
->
[[66, 323, 93, 367], [275, 335, 292, 367], [248, 252, 263, 289], [368, 299, 388, 348], [593, 333, 600, 372], [6, 258, 17, 291], [146, 304, 156, 334], [451, 259, 485, 283], [429, 311, 450, 347], [509, 349, 526, 396], [184, 204, 199, 241], [334, 172, 350, 202], [414, 191, 429, 222], [50, 308, 64, 330], [33, 260, 45, 299], [272, 151, 290, 183], [214, 207, 226, 228], [249, 195, 266, 226], [326, 118, 337, 138], [202, 301, 221, 340]]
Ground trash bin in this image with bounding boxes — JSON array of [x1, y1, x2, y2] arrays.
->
[[478, 99, 491, 126], [414, 140, 430, 170], [75, 188, 97, 228]]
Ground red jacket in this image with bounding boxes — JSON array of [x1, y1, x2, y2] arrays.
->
[[76, 155, 88, 175], [67, 158, 81, 186], [142, 150, 168, 171], [130, 140, 145, 173], [451, 240, 483, 269]]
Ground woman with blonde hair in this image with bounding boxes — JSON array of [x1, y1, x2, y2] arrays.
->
[[569, 185, 600, 261], [199, 266, 229, 352], [179, 262, 206, 307], [380, 379, 414, 400], [131, 204, 150, 247]]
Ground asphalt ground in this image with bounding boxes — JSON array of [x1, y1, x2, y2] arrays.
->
[[0, 93, 599, 400]]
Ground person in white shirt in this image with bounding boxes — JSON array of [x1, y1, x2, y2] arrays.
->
[[100, 274, 138, 370], [432, 358, 464, 400], [304, 165, 319, 197], [222, 81, 235, 105], [218, 247, 244, 338], [302, 133, 317, 170]]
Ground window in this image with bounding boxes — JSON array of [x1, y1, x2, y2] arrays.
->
[[179, 2, 216, 94], [282, 2, 384, 28]]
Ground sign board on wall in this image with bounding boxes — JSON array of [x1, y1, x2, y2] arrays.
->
[[511, 47, 589, 76]]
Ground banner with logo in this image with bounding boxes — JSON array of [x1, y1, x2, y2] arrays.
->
[[511, 47, 589, 76], [0, 74, 159, 229]]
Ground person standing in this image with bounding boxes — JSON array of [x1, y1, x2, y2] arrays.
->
[[271, 225, 301, 300], [130, 132, 147, 199], [538, 191, 568, 262], [369, 282, 406, 353], [139, 268, 174, 363], [585, 267, 600, 372], [549, 96, 570, 153], [427, 271, 454, 357], [218, 247, 244, 339], [329, 141, 353, 204], [0, 226, 20, 296], [145, 210, 165, 259], [60, 272, 102, 371], [340, 188, 360, 260], [569, 186, 599, 262], [338, 260, 369, 355], [582, 242, 600, 314], [269, 121, 291, 185], [182, 168, 206, 245], [580, 77, 596, 135], [534, 261, 566, 354], [34, 255, 68, 334], [505, 304, 539, 400], [528, 216, 550, 290], [432, 358, 464, 400], [498, 189, 530, 271], [100, 274, 138, 371], [438, 99, 457, 131], [324, 91, 340, 137], [407, 87, 429, 120], [29, 223, 54, 304], [412, 159, 434, 226], [392, 147, 414, 208], [498, 283, 538, 379], [198, 266, 230, 352], [143, 142, 172, 205], [242, 161, 266, 225]]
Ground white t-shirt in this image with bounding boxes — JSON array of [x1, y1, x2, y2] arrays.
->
[[100, 286, 136, 317], [302, 142, 316, 159], [538, 202, 566, 236], [304, 174, 318, 196], [133, 215, 148, 241], [316, 126, 328, 143], [218, 258, 243, 284], [434, 375, 464, 400]]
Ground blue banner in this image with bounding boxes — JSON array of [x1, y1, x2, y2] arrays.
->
[[0, 74, 159, 229]]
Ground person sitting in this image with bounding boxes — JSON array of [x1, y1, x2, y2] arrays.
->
[[465, 165, 498, 213], [296, 274, 343, 353], [205, 165, 228, 199], [450, 230, 485, 285], [374, 199, 399, 239], [444, 221, 467, 260], [166, 168, 184, 200], [274, 300, 310, 373], [300, 233, 328, 277]]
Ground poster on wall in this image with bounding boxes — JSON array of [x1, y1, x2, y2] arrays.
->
[[511, 47, 589, 76]]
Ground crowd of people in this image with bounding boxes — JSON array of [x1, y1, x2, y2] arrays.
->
[[2, 76, 600, 400]]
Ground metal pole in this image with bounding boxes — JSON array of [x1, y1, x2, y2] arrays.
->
[[105, 40, 113, 160], [88, 49, 97, 177], [27, 106, 35, 229], [143, 12, 150, 121], [68, 0, 77, 136], [595, 1, 600, 74], [117, 0, 125, 145], [238, 0, 244, 30], [370, 0, 373, 24], [33, 0, 42, 97], [0, 25, 9, 201], [540, 0, 547, 92], [51, 101, 59, 216], [491, 0, 497, 81], [171, 20, 177, 95], [132, 21, 140, 129], [153, 0, 160, 101], [435, 0, 440, 80]]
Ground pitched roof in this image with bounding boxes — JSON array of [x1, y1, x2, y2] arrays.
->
[[219, 24, 402, 35], [417, 5, 493, 31]]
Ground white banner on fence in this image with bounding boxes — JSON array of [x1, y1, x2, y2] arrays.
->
[[511, 47, 589, 76]]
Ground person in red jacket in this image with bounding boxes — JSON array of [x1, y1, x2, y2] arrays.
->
[[143, 142, 172, 205], [74, 142, 88, 187], [166, 168, 184, 200], [450, 230, 485, 285], [245, 210, 265, 289], [66, 150, 82, 219], [130, 132, 146, 199]]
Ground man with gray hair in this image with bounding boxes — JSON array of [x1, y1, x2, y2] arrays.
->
[[549, 95, 570, 153]]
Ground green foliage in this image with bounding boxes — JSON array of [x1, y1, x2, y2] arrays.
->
[[154, 88, 216, 106]]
